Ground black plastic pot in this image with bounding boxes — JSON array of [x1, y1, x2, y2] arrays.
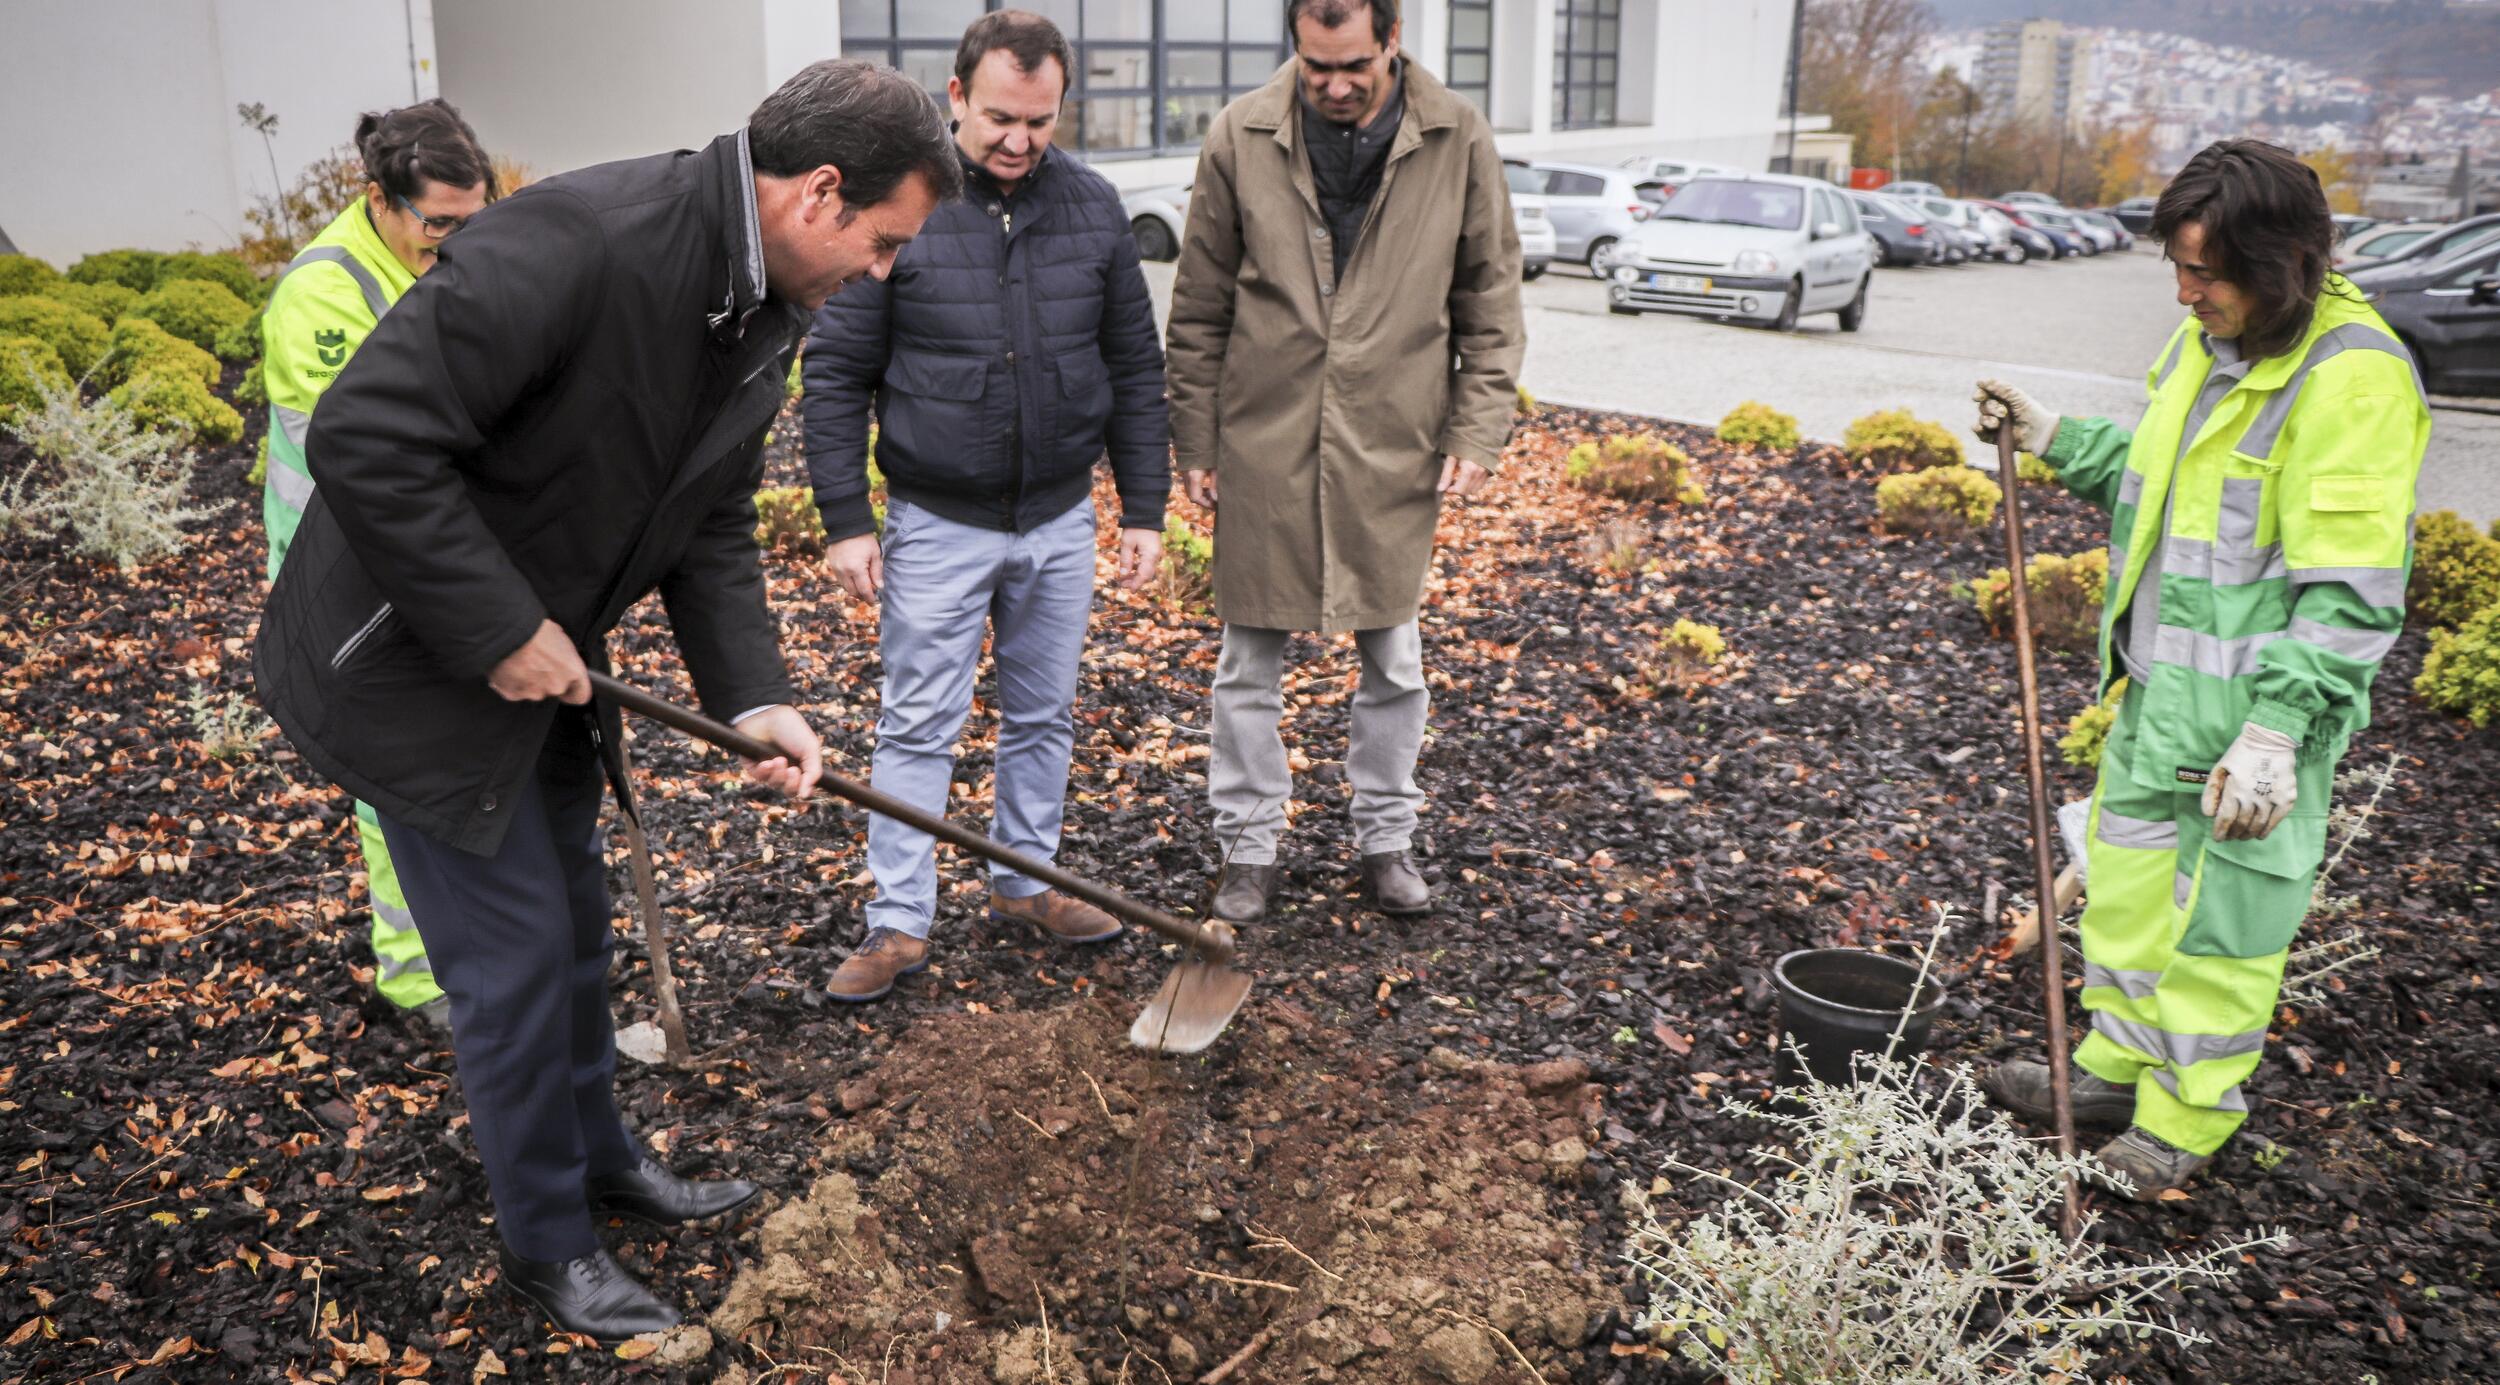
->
[[1773, 948, 1948, 1087]]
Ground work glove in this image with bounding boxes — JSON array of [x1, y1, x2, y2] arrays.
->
[[2202, 722, 2299, 842], [1972, 379, 2060, 468]]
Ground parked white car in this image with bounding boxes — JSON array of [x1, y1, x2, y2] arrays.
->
[[1521, 159, 1653, 270], [1599, 173, 1876, 332], [1122, 184, 1188, 262], [1504, 162, 1557, 279], [1619, 155, 1747, 187], [1886, 180, 1945, 199], [1915, 196, 2011, 259], [1964, 202, 2027, 262], [2031, 207, 2113, 253]]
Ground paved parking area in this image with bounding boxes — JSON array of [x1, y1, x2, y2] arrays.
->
[[1140, 249, 2497, 524]]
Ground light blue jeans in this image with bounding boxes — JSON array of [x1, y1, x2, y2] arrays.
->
[[866, 498, 1097, 939]]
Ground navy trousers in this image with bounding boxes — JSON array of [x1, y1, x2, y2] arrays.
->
[[377, 710, 640, 1262]]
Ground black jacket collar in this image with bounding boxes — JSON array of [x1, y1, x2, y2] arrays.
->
[[704, 129, 773, 346]]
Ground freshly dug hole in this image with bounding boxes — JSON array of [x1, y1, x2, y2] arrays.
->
[[710, 999, 1607, 1383]]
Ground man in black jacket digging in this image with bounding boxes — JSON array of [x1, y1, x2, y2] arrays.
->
[[254, 60, 960, 1340], [802, 10, 1171, 1001]]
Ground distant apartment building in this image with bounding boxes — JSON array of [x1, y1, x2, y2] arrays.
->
[[1976, 18, 2095, 133]]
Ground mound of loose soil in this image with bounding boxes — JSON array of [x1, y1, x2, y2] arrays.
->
[[706, 1000, 1607, 1384]]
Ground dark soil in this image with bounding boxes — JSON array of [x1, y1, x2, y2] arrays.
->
[[2, 392, 2495, 1384]]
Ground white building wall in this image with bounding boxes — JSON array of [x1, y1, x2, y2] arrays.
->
[[434, 0, 769, 179], [1, 0, 433, 264]]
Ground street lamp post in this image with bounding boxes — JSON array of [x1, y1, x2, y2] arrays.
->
[[1784, 0, 1804, 174], [1957, 83, 1974, 195]]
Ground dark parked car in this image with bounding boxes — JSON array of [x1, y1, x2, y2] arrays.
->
[[1979, 200, 2080, 259], [2077, 210, 2135, 251], [2345, 212, 2500, 278], [2356, 241, 2500, 395], [1851, 191, 1934, 267], [2109, 195, 2158, 234]]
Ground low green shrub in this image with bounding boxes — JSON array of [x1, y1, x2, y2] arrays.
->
[[2057, 679, 2126, 767], [1843, 409, 1963, 474], [0, 255, 60, 297], [1516, 383, 1538, 415], [1965, 548, 2107, 652], [213, 302, 265, 363], [1566, 432, 1705, 505], [2409, 509, 2500, 631], [2416, 604, 2500, 728], [129, 279, 255, 358], [235, 360, 267, 411], [752, 486, 826, 556], [1717, 400, 1800, 453], [1656, 619, 1727, 690], [1159, 512, 1214, 607], [0, 336, 72, 427], [107, 366, 244, 447], [44, 280, 141, 327], [1876, 465, 1999, 536], [2017, 454, 2058, 486], [103, 318, 220, 391], [155, 250, 264, 303], [0, 295, 111, 377], [66, 249, 166, 293]]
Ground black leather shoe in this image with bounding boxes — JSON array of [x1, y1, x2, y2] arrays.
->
[[589, 1156, 760, 1227], [1212, 862, 1282, 924], [498, 1247, 679, 1342], [1359, 850, 1433, 916]]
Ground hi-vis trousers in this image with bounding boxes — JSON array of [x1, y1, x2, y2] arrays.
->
[[2074, 688, 2330, 1155]]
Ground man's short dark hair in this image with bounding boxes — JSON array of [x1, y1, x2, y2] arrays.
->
[[356, 99, 493, 202], [749, 59, 965, 209], [955, 10, 1073, 101], [1287, 0, 1398, 48], [2151, 138, 2337, 359]]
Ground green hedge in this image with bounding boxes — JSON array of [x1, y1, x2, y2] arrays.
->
[[129, 279, 255, 359], [1843, 409, 1963, 474], [1716, 401, 1800, 453], [2409, 510, 2500, 631], [0, 295, 110, 377], [2416, 603, 2500, 728], [107, 366, 243, 447], [0, 255, 62, 298], [0, 335, 71, 427], [155, 250, 264, 303], [103, 318, 220, 391], [1876, 465, 1999, 536]]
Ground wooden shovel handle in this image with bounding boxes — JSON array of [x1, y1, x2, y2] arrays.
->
[[585, 670, 1236, 966]]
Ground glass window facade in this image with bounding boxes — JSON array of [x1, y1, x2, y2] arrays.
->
[[841, 0, 1287, 158], [1447, 0, 1493, 115], [1551, 0, 1619, 130]]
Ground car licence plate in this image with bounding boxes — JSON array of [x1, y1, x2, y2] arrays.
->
[[1648, 273, 1711, 293]]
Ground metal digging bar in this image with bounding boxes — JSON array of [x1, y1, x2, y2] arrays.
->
[[586, 670, 1251, 1054], [1994, 427, 2083, 1243]]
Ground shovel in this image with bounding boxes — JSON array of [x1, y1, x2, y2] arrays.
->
[[1991, 426, 2083, 1243], [585, 670, 1252, 1054]]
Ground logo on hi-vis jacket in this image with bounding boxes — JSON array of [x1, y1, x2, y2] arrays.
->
[[314, 329, 348, 368]]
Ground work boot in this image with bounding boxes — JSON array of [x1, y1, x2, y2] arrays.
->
[[1979, 1059, 2135, 1129], [589, 1155, 760, 1227], [2091, 1125, 2216, 1202], [1359, 850, 1433, 916], [409, 996, 454, 1038], [498, 1246, 679, 1342], [1211, 862, 1282, 924], [825, 928, 929, 1003], [990, 888, 1123, 944]]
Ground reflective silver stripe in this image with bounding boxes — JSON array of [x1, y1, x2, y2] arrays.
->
[[2092, 1013, 2267, 1070], [2151, 1064, 2249, 1113], [2166, 535, 2286, 587], [375, 949, 434, 982], [266, 459, 317, 510], [2096, 807, 2180, 851], [273, 403, 312, 447], [372, 898, 419, 933], [2217, 476, 2265, 550], [2174, 869, 2195, 908], [2154, 624, 2279, 678], [2289, 565, 2407, 609], [2117, 469, 2145, 508], [2236, 322, 2420, 461], [2083, 962, 2163, 1000], [2287, 616, 2399, 664], [278, 244, 389, 319], [330, 602, 393, 671], [2151, 331, 2190, 390]]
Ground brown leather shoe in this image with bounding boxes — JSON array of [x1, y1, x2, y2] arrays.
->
[[990, 888, 1123, 943], [1212, 862, 1282, 924], [826, 928, 929, 1003], [1359, 850, 1432, 916]]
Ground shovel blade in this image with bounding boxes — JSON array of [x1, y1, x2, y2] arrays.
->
[[1129, 960, 1254, 1055]]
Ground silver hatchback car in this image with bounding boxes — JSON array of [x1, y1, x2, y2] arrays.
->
[[1599, 173, 1878, 332], [1519, 159, 1652, 270]]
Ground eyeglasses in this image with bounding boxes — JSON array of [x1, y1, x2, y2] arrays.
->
[[392, 189, 468, 239]]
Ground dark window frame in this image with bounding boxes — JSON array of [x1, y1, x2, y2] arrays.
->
[[841, 0, 1286, 159], [1447, 0, 1493, 115], [1551, 0, 1621, 131]]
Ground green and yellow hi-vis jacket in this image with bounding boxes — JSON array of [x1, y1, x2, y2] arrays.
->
[[2043, 275, 2431, 796], [259, 201, 415, 579]]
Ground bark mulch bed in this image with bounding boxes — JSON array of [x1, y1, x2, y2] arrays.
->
[[1, 394, 2494, 1384]]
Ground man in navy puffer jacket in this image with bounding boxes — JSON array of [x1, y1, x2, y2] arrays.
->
[[802, 9, 1171, 1001]]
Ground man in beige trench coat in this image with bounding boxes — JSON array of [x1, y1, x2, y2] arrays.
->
[[1166, 0, 1525, 924]]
